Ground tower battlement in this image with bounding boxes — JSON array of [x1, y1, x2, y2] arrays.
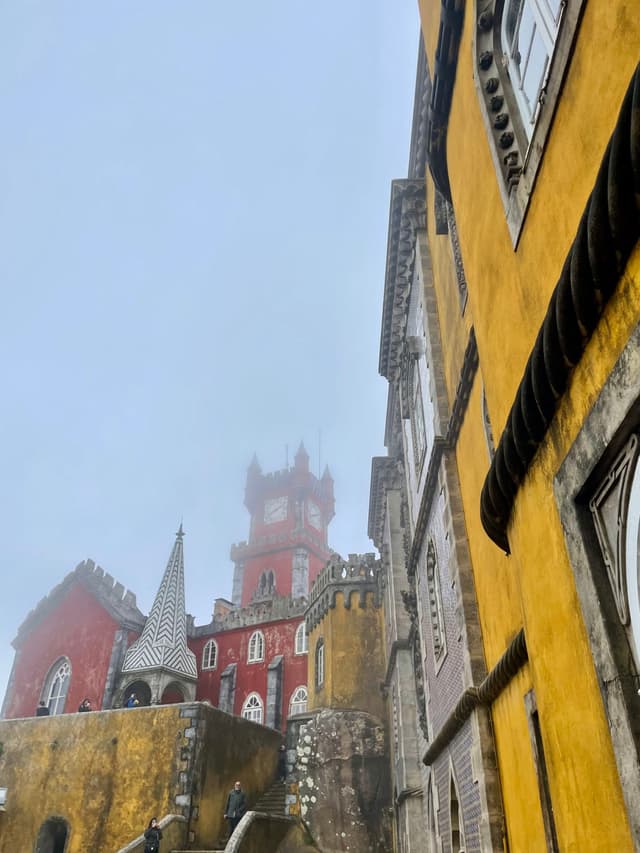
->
[[306, 553, 380, 632]]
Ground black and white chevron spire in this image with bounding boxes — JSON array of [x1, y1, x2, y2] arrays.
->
[[121, 524, 197, 678]]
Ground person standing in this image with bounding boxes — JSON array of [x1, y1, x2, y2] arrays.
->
[[224, 781, 247, 837], [276, 744, 287, 782], [78, 698, 92, 712], [35, 701, 49, 717], [143, 817, 162, 853], [125, 692, 139, 708]]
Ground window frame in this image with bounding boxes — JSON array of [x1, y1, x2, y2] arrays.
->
[[241, 692, 264, 724], [42, 657, 71, 716], [294, 622, 308, 655], [202, 639, 218, 671], [247, 630, 265, 663], [315, 638, 325, 689], [289, 685, 308, 717], [473, 0, 584, 244]]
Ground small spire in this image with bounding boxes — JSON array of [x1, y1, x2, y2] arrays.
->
[[176, 523, 184, 540], [294, 442, 309, 472], [248, 452, 261, 471], [322, 464, 333, 480]]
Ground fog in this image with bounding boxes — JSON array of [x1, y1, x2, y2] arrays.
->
[[0, 1, 419, 703]]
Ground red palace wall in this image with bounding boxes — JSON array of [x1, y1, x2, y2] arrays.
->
[[5, 582, 120, 719], [189, 616, 308, 730]]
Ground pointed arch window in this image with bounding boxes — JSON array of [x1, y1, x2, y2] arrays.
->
[[289, 685, 308, 716], [294, 622, 308, 655], [42, 657, 71, 716], [242, 692, 263, 723], [248, 630, 265, 663], [202, 639, 218, 670], [315, 638, 325, 689]]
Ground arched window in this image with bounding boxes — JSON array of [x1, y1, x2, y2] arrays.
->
[[294, 622, 308, 655], [289, 685, 308, 716], [241, 692, 263, 723], [42, 658, 71, 716], [315, 638, 325, 689], [248, 630, 265, 663], [202, 639, 218, 670], [35, 816, 70, 853]]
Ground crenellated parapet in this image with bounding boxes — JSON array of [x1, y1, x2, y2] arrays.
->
[[306, 553, 381, 632], [13, 558, 144, 647], [190, 593, 307, 636]]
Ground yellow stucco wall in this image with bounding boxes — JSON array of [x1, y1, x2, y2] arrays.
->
[[0, 702, 281, 852], [416, 0, 640, 849], [308, 591, 386, 721]]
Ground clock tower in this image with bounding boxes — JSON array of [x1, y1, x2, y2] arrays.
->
[[230, 443, 335, 606]]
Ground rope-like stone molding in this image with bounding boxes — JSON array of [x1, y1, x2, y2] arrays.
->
[[426, 0, 465, 201], [423, 628, 527, 765], [480, 63, 640, 553]]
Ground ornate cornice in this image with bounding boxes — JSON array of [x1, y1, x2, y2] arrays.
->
[[379, 180, 427, 382], [368, 455, 403, 549], [481, 64, 640, 553], [425, 0, 465, 200], [408, 34, 432, 181], [423, 628, 527, 765]]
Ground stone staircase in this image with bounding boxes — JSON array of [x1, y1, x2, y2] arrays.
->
[[171, 782, 287, 852], [253, 780, 287, 815]]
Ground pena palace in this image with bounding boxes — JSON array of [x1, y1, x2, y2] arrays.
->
[[1, 444, 334, 731]]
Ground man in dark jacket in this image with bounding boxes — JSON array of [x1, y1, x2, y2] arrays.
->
[[224, 781, 247, 837]]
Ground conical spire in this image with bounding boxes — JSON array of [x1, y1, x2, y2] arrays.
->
[[121, 526, 197, 679], [294, 441, 309, 471]]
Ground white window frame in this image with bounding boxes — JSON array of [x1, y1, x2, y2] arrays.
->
[[624, 457, 640, 669], [294, 622, 308, 655], [289, 685, 308, 716], [247, 630, 265, 663], [241, 692, 264, 724], [202, 639, 218, 670], [501, 0, 562, 137], [315, 639, 325, 688], [43, 657, 71, 716]]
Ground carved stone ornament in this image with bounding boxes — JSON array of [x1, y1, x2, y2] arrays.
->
[[589, 434, 640, 626]]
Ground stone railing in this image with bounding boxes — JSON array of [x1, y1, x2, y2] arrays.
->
[[114, 813, 187, 853]]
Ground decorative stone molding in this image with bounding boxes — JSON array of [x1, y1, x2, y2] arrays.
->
[[368, 456, 404, 550], [408, 329, 478, 577], [422, 628, 528, 765], [379, 180, 428, 384], [480, 64, 640, 553], [408, 33, 431, 181]]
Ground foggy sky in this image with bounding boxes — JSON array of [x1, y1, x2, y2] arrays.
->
[[0, 1, 418, 703]]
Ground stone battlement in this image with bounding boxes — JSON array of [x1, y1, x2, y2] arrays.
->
[[191, 594, 307, 636], [306, 553, 381, 632], [13, 558, 144, 646]]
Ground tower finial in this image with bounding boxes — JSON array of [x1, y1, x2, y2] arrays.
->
[[176, 522, 185, 540]]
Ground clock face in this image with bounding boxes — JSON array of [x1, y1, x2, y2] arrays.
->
[[264, 496, 288, 524], [307, 500, 322, 530]]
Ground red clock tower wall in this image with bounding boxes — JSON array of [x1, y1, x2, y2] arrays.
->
[[231, 444, 335, 607]]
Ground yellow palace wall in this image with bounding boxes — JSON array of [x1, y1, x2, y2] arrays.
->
[[416, 0, 640, 849]]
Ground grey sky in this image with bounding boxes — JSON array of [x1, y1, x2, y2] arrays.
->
[[0, 1, 418, 702]]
